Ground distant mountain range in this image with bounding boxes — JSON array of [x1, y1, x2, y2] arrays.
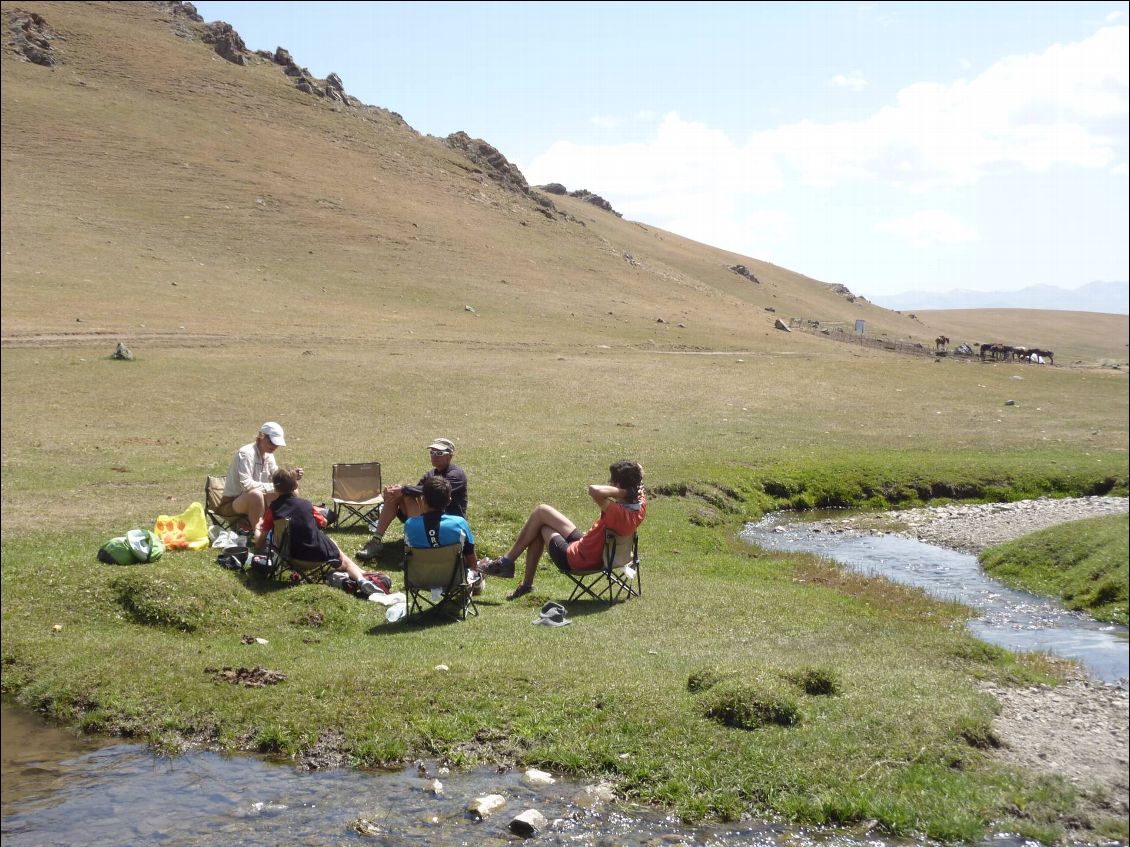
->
[[869, 280, 1128, 314]]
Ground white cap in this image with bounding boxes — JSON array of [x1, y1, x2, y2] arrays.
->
[[259, 421, 286, 447], [428, 437, 455, 454]]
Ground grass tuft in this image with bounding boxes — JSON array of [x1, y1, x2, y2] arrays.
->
[[699, 679, 801, 730], [784, 666, 840, 696]]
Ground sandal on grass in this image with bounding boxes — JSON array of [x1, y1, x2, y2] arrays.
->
[[506, 583, 533, 601]]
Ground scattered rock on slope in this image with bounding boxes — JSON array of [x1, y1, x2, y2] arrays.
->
[[729, 264, 760, 283], [7, 7, 62, 66]]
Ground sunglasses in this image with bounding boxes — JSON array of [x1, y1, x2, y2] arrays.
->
[[429, 449, 451, 456]]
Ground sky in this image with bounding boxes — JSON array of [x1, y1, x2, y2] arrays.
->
[[192, 1, 1129, 304]]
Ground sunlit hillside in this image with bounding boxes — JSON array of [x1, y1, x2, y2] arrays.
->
[[1, 0, 1043, 361]]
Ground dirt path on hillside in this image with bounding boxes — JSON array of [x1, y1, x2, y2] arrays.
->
[[808, 497, 1130, 822]]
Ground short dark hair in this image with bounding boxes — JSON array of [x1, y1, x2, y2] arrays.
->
[[610, 460, 643, 502], [422, 475, 452, 510], [272, 467, 299, 495]]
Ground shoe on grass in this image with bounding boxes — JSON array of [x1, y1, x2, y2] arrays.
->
[[356, 537, 383, 562], [471, 572, 486, 596], [506, 583, 533, 601], [479, 557, 514, 578]]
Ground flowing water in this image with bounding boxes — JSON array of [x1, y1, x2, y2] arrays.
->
[[741, 514, 1129, 688], [2, 705, 975, 847]]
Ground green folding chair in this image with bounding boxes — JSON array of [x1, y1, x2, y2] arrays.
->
[[402, 541, 477, 622]]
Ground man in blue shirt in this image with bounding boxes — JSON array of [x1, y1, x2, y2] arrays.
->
[[403, 475, 484, 594]]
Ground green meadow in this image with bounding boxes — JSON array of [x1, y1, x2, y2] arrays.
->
[[2, 2, 1129, 842]]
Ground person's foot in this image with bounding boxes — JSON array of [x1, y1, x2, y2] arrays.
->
[[470, 571, 486, 596], [479, 556, 514, 578], [506, 583, 533, 601], [357, 578, 378, 597], [356, 537, 383, 562]]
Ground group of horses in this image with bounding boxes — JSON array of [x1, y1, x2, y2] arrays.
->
[[933, 335, 1053, 364], [978, 343, 1054, 365]]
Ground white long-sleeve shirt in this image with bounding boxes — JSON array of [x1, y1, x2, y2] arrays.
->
[[223, 442, 278, 498]]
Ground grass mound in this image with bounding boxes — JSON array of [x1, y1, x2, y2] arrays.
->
[[111, 569, 250, 632], [699, 677, 801, 730], [979, 514, 1129, 625]]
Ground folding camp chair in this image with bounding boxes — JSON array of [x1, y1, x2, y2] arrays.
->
[[330, 462, 384, 530], [560, 530, 641, 604], [204, 475, 251, 533], [402, 541, 477, 622], [267, 517, 341, 585]]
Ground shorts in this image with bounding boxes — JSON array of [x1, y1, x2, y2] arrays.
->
[[548, 529, 584, 570], [216, 495, 240, 518]]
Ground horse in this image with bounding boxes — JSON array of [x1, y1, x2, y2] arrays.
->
[[935, 335, 949, 352], [1028, 348, 1054, 365]]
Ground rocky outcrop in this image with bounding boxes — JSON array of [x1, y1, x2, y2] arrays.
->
[[267, 46, 356, 103], [568, 189, 622, 217], [201, 21, 247, 65], [155, 1, 202, 21], [827, 282, 864, 304], [540, 183, 567, 195], [447, 131, 530, 194], [7, 8, 61, 66], [729, 264, 760, 284], [153, 1, 202, 38], [445, 132, 557, 213]]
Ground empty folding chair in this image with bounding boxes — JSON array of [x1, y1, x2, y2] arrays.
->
[[330, 462, 384, 530], [559, 530, 641, 604], [402, 541, 477, 622]]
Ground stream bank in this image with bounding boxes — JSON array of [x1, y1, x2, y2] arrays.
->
[[746, 496, 1130, 825]]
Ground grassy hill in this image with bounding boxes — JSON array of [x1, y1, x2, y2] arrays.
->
[[3, 3, 1128, 841]]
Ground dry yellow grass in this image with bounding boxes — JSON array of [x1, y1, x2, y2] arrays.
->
[[2, 0, 1127, 532]]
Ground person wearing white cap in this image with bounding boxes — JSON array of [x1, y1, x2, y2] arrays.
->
[[356, 437, 467, 562], [221, 421, 301, 537]]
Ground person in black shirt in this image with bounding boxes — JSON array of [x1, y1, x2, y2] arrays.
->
[[356, 437, 468, 562], [256, 468, 381, 594]]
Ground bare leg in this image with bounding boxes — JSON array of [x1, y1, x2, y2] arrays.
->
[[373, 488, 425, 537], [330, 542, 366, 582], [233, 489, 277, 536], [517, 525, 562, 587], [505, 504, 576, 562]]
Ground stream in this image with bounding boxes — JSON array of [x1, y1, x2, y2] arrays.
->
[[2, 704, 969, 847], [740, 513, 1129, 688]]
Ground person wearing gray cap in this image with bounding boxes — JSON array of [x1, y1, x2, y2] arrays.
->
[[356, 437, 467, 562], [220, 421, 301, 537]]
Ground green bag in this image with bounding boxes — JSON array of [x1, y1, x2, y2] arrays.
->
[[98, 529, 165, 565]]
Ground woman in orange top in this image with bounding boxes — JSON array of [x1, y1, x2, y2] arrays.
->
[[480, 460, 645, 600]]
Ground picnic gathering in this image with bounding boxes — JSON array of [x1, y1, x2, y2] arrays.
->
[[188, 421, 646, 622]]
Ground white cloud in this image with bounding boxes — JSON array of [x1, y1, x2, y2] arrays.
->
[[755, 25, 1129, 190], [528, 112, 784, 199], [532, 25, 1128, 208], [634, 110, 656, 121], [1107, 9, 1126, 22], [1113, 161, 1129, 174], [830, 72, 868, 91], [875, 210, 978, 248], [590, 114, 622, 129]]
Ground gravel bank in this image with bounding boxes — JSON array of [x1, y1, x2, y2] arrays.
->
[[807, 496, 1129, 825], [811, 495, 1129, 554]]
